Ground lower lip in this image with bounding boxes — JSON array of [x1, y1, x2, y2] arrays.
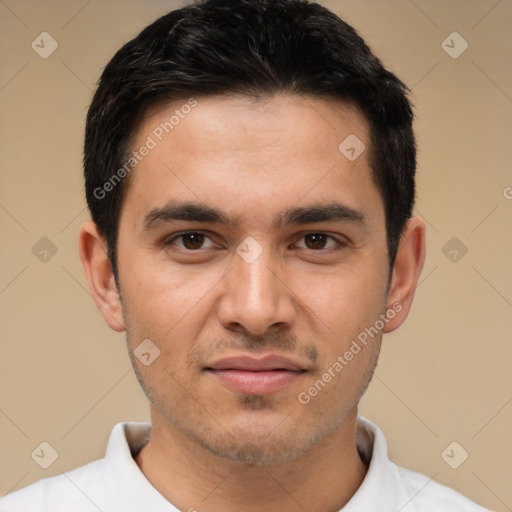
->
[[207, 369, 304, 395]]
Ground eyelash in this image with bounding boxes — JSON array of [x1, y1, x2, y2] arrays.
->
[[164, 231, 347, 254]]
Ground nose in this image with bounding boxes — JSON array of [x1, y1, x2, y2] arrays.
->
[[217, 244, 296, 337]]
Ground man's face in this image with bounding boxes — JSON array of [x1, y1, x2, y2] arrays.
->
[[116, 94, 391, 464]]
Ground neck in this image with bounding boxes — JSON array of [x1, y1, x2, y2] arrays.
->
[[135, 408, 368, 512]]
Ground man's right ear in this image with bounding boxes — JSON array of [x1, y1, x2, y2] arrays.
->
[[78, 220, 125, 332]]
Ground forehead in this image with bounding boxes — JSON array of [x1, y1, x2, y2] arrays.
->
[[120, 94, 382, 230]]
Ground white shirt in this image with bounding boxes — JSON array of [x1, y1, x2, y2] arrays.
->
[[0, 416, 489, 511]]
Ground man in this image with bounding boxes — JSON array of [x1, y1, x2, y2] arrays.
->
[[1, 0, 489, 510]]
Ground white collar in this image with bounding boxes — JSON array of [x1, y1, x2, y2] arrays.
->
[[2, 416, 486, 511], [105, 416, 411, 511]]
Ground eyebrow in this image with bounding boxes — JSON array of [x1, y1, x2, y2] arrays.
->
[[142, 200, 365, 232]]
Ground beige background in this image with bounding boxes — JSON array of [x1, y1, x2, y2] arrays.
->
[[1, 0, 511, 510]]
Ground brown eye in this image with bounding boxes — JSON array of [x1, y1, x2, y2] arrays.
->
[[167, 232, 216, 250], [303, 233, 329, 250], [294, 233, 344, 253], [181, 233, 205, 250]]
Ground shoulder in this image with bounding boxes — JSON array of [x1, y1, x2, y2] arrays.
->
[[354, 417, 490, 512], [0, 422, 168, 512], [0, 459, 108, 512], [395, 464, 490, 511]]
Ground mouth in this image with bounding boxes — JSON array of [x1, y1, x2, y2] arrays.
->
[[204, 354, 307, 395]]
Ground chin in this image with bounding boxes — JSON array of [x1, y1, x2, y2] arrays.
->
[[196, 432, 311, 466], [180, 412, 339, 466]]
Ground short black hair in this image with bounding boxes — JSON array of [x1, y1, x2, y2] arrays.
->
[[84, 0, 416, 282]]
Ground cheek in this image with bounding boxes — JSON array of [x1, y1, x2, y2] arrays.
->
[[120, 243, 199, 313], [119, 257, 227, 372], [291, 261, 386, 336]]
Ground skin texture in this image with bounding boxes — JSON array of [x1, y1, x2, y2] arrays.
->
[[79, 94, 426, 511]]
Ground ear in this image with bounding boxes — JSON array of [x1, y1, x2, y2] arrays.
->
[[383, 216, 426, 333], [78, 220, 125, 332]]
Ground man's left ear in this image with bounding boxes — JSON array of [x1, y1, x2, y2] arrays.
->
[[383, 216, 426, 333]]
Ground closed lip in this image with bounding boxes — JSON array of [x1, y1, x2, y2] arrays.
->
[[205, 354, 306, 372]]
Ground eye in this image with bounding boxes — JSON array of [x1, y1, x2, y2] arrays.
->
[[294, 233, 344, 252], [165, 231, 345, 254], [166, 232, 217, 250]]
